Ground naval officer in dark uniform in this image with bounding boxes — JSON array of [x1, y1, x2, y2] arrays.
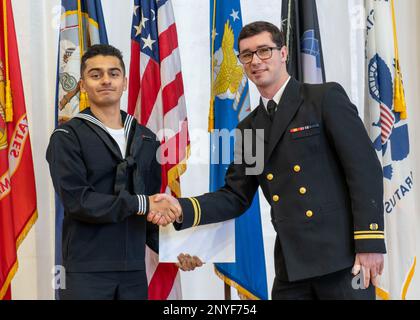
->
[[150, 21, 385, 300]]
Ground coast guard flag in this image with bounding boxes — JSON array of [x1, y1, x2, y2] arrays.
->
[[54, 0, 108, 298], [365, 0, 416, 300], [210, 0, 268, 300], [0, 0, 38, 300], [128, 0, 189, 300], [281, 0, 325, 83]]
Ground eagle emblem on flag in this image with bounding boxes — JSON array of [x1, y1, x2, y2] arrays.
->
[[368, 53, 410, 181], [213, 20, 244, 100]]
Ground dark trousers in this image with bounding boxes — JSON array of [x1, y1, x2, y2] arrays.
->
[[272, 267, 375, 300], [59, 270, 148, 300]]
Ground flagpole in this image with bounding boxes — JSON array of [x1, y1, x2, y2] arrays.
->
[[2, 0, 12, 122], [224, 282, 231, 300], [77, 0, 88, 111], [77, 0, 85, 57], [208, 0, 217, 132], [390, 0, 407, 119]]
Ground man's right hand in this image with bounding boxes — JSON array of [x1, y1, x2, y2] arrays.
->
[[177, 253, 204, 271], [147, 194, 181, 226]]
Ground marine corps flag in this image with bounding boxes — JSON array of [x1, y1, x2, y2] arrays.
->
[[365, 0, 416, 300], [281, 0, 325, 83], [0, 0, 38, 300]]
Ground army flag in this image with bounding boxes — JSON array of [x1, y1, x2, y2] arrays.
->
[[0, 0, 38, 300], [281, 0, 325, 83], [210, 0, 268, 300], [54, 0, 108, 297], [365, 0, 416, 300]]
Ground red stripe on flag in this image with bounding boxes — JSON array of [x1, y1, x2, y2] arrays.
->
[[148, 263, 179, 300], [162, 73, 184, 114], [159, 23, 179, 61], [380, 105, 395, 122], [141, 59, 161, 125], [380, 113, 394, 126], [128, 41, 141, 116], [381, 121, 392, 132]]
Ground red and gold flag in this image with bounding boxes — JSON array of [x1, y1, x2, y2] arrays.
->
[[0, 0, 37, 300]]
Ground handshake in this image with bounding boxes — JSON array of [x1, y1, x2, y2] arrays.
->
[[147, 194, 182, 226], [146, 194, 204, 272]]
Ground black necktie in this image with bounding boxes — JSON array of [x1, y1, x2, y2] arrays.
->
[[267, 99, 277, 121]]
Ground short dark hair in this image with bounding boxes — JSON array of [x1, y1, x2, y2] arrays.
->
[[238, 21, 285, 52], [80, 44, 126, 77]]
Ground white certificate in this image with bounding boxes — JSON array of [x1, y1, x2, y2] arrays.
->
[[158, 220, 235, 263]]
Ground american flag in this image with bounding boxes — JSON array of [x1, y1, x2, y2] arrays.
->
[[128, 0, 190, 300]]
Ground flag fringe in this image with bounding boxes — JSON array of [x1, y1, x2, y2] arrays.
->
[[376, 256, 416, 300], [376, 286, 390, 300], [167, 145, 191, 197], [402, 256, 416, 299], [0, 209, 37, 299], [214, 266, 261, 300], [0, 261, 17, 299]]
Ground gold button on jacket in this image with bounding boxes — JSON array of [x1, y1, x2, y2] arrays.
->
[[299, 187, 307, 195], [294, 165, 301, 172], [306, 210, 313, 218], [267, 173, 274, 181], [272, 195, 279, 202]]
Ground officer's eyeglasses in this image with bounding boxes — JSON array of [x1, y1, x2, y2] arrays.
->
[[237, 47, 282, 64]]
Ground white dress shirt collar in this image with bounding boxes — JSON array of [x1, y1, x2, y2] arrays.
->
[[261, 76, 291, 111]]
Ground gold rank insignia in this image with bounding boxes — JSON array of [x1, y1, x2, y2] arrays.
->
[[188, 197, 201, 227], [354, 230, 384, 240]]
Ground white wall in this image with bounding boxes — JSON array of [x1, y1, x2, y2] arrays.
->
[[10, 0, 420, 299]]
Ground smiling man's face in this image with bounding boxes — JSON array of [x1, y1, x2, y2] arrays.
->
[[80, 55, 127, 109], [239, 31, 288, 93]]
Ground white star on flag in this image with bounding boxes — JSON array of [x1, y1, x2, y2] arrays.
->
[[133, 23, 142, 37], [133, 5, 139, 16], [140, 11, 149, 29], [230, 9, 240, 21], [142, 34, 156, 50]]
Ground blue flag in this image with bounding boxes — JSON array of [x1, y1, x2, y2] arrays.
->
[[210, 0, 268, 300], [54, 0, 108, 299]]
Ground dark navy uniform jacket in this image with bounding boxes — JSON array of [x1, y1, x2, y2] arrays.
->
[[46, 108, 160, 272], [176, 78, 386, 282]]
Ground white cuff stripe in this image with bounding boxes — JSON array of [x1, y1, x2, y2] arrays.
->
[[137, 194, 146, 215]]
